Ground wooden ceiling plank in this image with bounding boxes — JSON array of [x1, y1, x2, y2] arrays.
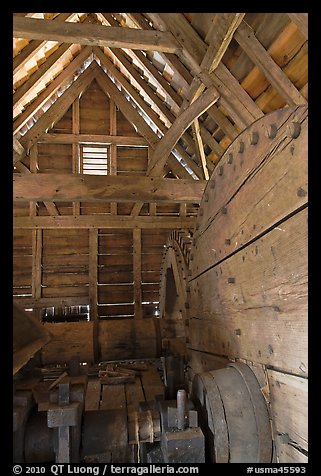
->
[[147, 86, 219, 176], [98, 13, 183, 108], [129, 49, 183, 108], [14, 45, 93, 134], [38, 133, 148, 146], [13, 13, 73, 75], [192, 119, 209, 180], [13, 16, 181, 53], [18, 61, 98, 162], [14, 215, 196, 230], [234, 21, 307, 107], [127, 13, 193, 88], [287, 13, 308, 39], [13, 174, 206, 203], [14, 43, 71, 107]]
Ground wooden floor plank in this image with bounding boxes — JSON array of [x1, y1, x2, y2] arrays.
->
[[85, 379, 101, 411], [100, 384, 126, 410]]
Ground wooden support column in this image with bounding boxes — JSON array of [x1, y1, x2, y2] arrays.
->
[[149, 203, 157, 216], [32, 229, 42, 320], [192, 119, 209, 180], [29, 143, 38, 217], [89, 229, 99, 362], [179, 203, 187, 217], [72, 98, 80, 216], [110, 100, 118, 215], [133, 228, 142, 320]]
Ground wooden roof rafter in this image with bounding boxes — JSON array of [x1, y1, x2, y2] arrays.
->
[[94, 13, 221, 172]]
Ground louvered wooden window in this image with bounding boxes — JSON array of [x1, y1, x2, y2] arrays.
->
[[82, 145, 108, 175]]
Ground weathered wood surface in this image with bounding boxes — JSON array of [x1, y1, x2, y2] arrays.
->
[[39, 133, 148, 146], [234, 22, 306, 107], [189, 208, 307, 376], [14, 45, 92, 134], [193, 105, 308, 277], [13, 17, 181, 53], [13, 174, 206, 203], [14, 296, 90, 308], [268, 370, 308, 454], [13, 303, 51, 374], [14, 215, 196, 229], [100, 384, 126, 410], [287, 13, 308, 39], [277, 442, 308, 463], [147, 86, 219, 176], [17, 64, 98, 163], [98, 319, 159, 361], [125, 378, 145, 412], [41, 322, 94, 365], [140, 366, 164, 401], [85, 379, 101, 411]]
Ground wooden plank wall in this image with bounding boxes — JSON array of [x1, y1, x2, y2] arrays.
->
[[13, 229, 33, 299], [13, 77, 188, 361]]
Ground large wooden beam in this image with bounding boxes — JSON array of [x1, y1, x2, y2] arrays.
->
[[14, 296, 90, 309], [13, 136, 25, 163], [186, 13, 245, 104], [192, 119, 209, 180], [14, 215, 196, 229], [147, 86, 219, 176], [13, 174, 206, 203], [13, 16, 181, 53], [38, 133, 148, 146], [287, 13, 308, 39], [148, 13, 263, 127], [234, 21, 307, 107], [15, 146, 60, 217]]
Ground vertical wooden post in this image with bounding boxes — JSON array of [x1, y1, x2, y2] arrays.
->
[[179, 203, 187, 217], [32, 229, 42, 320], [149, 202, 157, 216], [133, 228, 142, 319], [29, 143, 38, 217], [89, 228, 99, 362], [72, 97, 80, 215], [110, 99, 117, 215], [192, 118, 209, 180]]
